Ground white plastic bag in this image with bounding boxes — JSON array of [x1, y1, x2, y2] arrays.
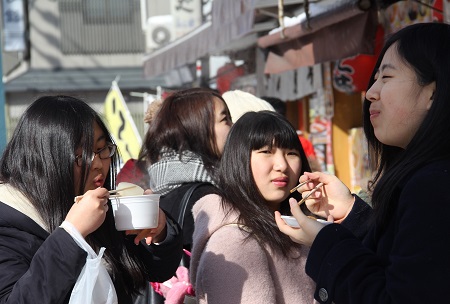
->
[[64, 222, 118, 304]]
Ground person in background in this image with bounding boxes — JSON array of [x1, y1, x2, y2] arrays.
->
[[222, 90, 275, 123], [0, 95, 182, 303], [190, 111, 316, 304], [141, 87, 232, 252], [116, 99, 163, 189], [276, 23, 450, 303], [261, 96, 287, 116]]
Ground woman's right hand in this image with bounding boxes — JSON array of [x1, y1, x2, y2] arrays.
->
[[297, 172, 355, 222], [65, 187, 109, 237]]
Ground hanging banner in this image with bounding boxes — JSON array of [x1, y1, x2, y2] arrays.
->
[[333, 25, 384, 93], [2, 0, 26, 52], [103, 81, 142, 163], [265, 64, 323, 101]]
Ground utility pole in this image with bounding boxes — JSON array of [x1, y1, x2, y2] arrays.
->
[[0, 42, 7, 154]]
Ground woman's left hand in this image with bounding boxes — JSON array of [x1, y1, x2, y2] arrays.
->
[[275, 197, 332, 247], [126, 208, 167, 245]]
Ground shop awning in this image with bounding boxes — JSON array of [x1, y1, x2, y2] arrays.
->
[[143, 0, 256, 79], [257, 0, 379, 74], [4, 67, 166, 92]]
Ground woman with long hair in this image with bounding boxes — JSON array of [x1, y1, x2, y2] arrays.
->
[[0, 95, 182, 303], [190, 111, 316, 303], [140, 87, 232, 252], [276, 22, 450, 303]]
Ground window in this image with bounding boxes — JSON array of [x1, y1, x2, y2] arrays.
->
[[59, 0, 144, 54], [83, 0, 133, 24]]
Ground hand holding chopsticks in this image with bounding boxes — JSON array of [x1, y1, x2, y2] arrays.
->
[[290, 180, 324, 206], [297, 182, 324, 206]]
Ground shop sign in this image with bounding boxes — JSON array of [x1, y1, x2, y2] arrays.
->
[[309, 63, 334, 174], [264, 64, 323, 101], [384, 0, 443, 34], [2, 0, 26, 52], [170, 0, 202, 38]]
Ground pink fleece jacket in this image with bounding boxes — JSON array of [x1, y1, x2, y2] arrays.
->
[[190, 194, 318, 304]]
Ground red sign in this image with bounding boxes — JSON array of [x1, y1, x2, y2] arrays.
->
[[216, 63, 245, 94], [333, 25, 384, 93]]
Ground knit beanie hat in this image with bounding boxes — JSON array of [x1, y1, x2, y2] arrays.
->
[[222, 90, 275, 123]]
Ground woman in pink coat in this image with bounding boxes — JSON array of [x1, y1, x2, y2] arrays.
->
[[190, 111, 317, 303]]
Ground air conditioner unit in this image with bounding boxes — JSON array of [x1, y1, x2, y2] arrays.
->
[[146, 15, 175, 51]]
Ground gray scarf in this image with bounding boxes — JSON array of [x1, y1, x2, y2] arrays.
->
[[149, 149, 215, 195]]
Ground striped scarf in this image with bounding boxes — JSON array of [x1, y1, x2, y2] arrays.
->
[[149, 149, 215, 195]]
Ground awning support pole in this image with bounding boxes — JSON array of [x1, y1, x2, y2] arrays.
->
[[304, 0, 311, 30], [278, 0, 286, 39]]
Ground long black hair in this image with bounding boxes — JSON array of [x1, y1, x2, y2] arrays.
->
[[140, 87, 231, 177], [218, 110, 311, 257], [363, 23, 450, 229], [0, 95, 148, 296]]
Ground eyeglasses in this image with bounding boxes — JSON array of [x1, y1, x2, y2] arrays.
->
[[75, 143, 117, 167]]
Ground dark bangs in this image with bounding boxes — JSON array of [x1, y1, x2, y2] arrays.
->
[[247, 111, 302, 153]]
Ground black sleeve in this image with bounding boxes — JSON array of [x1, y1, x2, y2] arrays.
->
[[0, 228, 86, 303], [340, 195, 373, 239], [126, 211, 183, 282], [305, 164, 450, 304]]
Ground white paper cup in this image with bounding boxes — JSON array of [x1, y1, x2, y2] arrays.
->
[[280, 215, 332, 228], [111, 194, 160, 231], [280, 215, 300, 228]]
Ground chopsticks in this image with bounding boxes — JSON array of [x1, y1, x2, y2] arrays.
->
[[108, 185, 137, 195], [73, 185, 138, 203], [290, 179, 311, 193], [297, 183, 324, 206]]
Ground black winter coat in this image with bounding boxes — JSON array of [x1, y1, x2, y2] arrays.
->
[[0, 201, 182, 304], [305, 159, 450, 303]]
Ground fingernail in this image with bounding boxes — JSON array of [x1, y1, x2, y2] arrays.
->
[[289, 198, 297, 206]]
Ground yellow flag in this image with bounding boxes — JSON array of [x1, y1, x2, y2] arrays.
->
[[103, 81, 142, 163]]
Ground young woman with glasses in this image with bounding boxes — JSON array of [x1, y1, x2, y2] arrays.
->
[[0, 95, 182, 303]]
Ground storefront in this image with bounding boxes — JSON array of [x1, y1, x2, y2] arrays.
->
[[255, 0, 446, 191], [141, 0, 447, 192], [254, 0, 377, 189]]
